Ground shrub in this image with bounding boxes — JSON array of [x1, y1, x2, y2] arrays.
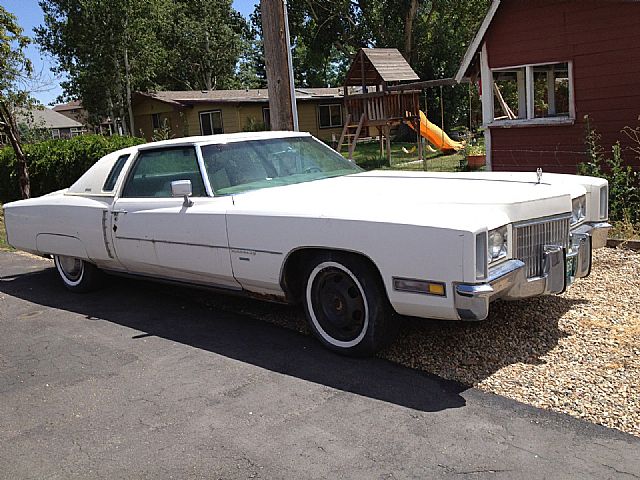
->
[[0, 135, 144, 202], [357, 155, 389, 171], [578, 118, 640, 224]]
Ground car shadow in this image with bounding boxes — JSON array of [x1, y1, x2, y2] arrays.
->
[[162, 270, 584, 388], [0, 266, 469, 413]]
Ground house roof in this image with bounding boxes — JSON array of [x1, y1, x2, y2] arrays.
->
[[52, 100, 83, 112], [17, 107, 84, 129], [136, 87, 347, 106], [345, 48, 420, 86], [455, 0, 502, 82]]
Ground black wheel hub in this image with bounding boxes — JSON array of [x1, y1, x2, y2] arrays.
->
[[311, 267, 366, 342]]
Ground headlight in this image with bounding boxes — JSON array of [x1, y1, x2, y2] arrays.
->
[[488, 226, 508, 263], [571, 195, 587, 225], [599, 185, 608, 220]]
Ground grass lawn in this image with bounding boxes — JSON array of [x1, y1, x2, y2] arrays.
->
[[343, 140, 465, 172], [0, 204, 12, 251]]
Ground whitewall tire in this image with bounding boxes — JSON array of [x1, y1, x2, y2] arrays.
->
[[53, 255, 103, 293], [303, 253, 397, 356]]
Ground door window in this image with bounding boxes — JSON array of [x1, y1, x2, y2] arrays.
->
[[121, 147, 206, 198]]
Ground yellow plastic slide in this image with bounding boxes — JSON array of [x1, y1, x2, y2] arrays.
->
[[407, 111, 464, 153]]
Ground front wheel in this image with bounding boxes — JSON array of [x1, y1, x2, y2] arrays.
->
[[53, 255, 103, 293], [303, 253, 397, 356]]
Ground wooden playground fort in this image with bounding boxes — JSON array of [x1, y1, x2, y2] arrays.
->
[[337, 48, 464, 163]]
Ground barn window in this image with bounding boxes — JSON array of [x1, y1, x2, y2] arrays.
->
[[491, 62, 573, 124], [318, 104, 343, 129], [199, 110, 224, 135]]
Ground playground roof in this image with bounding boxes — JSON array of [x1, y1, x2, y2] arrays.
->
[[345, 48, 419, 87]]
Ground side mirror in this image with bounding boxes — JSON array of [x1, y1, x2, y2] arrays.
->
[[171, 180, 193, 207]]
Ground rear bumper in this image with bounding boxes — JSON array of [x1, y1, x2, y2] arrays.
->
[[453, 221, 609, 321]]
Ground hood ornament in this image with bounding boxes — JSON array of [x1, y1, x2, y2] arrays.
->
[[536, 168, 543, 184]]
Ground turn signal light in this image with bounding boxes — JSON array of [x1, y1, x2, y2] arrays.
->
[[393, 278, 447, 297]]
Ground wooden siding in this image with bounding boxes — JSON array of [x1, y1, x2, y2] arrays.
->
[[484, 0, 640, 172], [133, 97, 343, 143]]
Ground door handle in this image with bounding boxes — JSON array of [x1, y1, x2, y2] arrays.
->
[[111, 209, 128, 215]]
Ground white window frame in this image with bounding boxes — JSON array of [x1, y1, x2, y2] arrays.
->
[[51, 128, 61, 139], [199, 110, 224, 135], [318, 104, 343, 129], [488, 61, 575, 128], [70, 127, 84, 137]]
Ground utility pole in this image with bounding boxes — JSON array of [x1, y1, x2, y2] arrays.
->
[[260, 0, 298, 131]]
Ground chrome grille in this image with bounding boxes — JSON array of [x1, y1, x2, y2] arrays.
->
[[514, 216, 570, 278]]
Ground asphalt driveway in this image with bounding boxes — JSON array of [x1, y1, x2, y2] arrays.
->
[[0, 251, 638, 479]]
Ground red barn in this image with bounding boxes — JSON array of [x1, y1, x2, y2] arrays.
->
[[456, 0, 640, 172]]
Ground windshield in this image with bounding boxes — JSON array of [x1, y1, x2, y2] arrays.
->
[[200, 136, 362, 195]]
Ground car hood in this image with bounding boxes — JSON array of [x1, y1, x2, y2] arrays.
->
[[229, 171, 574, 231]]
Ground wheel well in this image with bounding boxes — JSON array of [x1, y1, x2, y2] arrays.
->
[[280, 248, 387, 304]]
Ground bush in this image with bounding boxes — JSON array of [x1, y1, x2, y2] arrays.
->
[[578, 118, 640, 224], [0, 135, 144, 202], [356, 155, 390, 170]]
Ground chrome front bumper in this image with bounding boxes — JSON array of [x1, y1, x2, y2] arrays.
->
[[454, 221, 610, 321]]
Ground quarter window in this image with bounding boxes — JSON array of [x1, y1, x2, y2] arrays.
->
[[121, 147, 206, 198], [103, 154, 130, 192], [318, 104, 343, 128], [199, 110, 224, 135]]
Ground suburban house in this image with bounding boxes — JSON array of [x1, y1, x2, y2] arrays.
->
[[132, 88, 348, 143], [0, 107, 85, 145], [53, 100, 114, 135], [456, 0, 640, 172]]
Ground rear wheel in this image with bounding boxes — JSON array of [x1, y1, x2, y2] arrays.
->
[[53, 255, 103, 293], [303, 253, 397, 356]]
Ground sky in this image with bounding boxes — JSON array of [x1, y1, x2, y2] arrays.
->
[[3, 0, 259, 106]]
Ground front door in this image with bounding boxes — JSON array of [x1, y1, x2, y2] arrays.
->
[[110, 145, 239, 289]]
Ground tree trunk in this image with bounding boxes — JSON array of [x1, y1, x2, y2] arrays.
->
[[0, 102, 30, 199], [204, 31, 213, 91], [123, 47, 135, 136], [403, 0, 419, 62]]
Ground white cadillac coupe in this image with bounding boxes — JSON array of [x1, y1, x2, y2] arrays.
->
[[3, 132, 611, 355]]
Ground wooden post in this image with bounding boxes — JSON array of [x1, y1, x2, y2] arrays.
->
[[385, 125, 391, 165], [261, 0, 298, 131], [416, 117, 424, 168]]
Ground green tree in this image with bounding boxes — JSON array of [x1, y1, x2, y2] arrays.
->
[[36, 0, 251, 129], [0, 6, 34, 199], [36, 0, 170, 136], [157, 0, 249, 91]]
